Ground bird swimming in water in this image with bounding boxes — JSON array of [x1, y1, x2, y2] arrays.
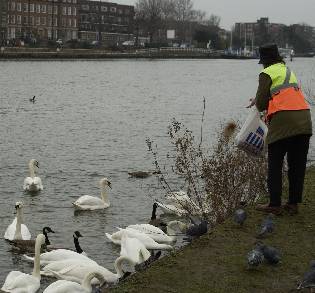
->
[[29, 96, 36, 103], [233, 209, 247, 226]]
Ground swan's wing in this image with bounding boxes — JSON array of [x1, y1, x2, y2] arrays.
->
[[127, 224, 166, 235], [2, 271, 39, 292], [43, 280, 86, 293], [40, 249, 95, 264], [105, 233, 121, 245], [23, 177, 43, 191], [33, 177, 43, 190], [73, 195, 104, 206], [155, 201, 187, 216], [4, 218, 17, 240], [21, 224, 32, 240], [120, 236, 150, 264]]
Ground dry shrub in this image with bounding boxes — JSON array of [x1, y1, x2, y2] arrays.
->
[[148, 114, 268, 226]]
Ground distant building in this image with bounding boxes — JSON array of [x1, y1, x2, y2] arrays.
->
[[0, 0, 7, 44], [78, 0, 134, 46], [4, 0, 79, 43], [234, 17, 285, 48]]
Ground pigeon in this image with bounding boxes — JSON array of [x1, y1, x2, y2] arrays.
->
[[260, 244, 281, 265], [297, 261, 315, 290], [247, 247, 264, 267], [186, 219, 208, 237], [257, 214, 275, 238], [234, 209, 247, 226]]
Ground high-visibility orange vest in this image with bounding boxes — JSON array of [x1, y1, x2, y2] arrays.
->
[[261, 63, 309, 119]]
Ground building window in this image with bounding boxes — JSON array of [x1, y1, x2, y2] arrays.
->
[[72, 7, 76, 15], [73, 18, 76, 27], [41, 5, 46, 13], [54, 18, 57, 26], [17, 15, 21, 24], [110, 7, 116, 13], [36, 16, 40, 25], [118, 9, 122, 14], [47, 5, 52, 13], [23, 3, 28, 12], [30, 16, 34, 25], [62, 18, 66, 26], [23, 16, 28, 24], [30, 4, 34, 12], [48, 28, 52, 38], [17, 2, 21, 11], [125, 9, 129, 15], [36, 4, 40, 13], [10, 15, 15, 24], [73, 0, 76, 3], [41, 16, 46, 25], [72, 30, 77, 39], [68, 18, 71, 27], [62, 6, 67, 15], [54, 6, 58, 14], [101, 6, 107, 12], [82, 4, 89, 10], [68, 6, 71, 15], [47, 16, 52, 25]]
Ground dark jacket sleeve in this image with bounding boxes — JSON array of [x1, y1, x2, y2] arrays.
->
[[255, 72, 272, 112]]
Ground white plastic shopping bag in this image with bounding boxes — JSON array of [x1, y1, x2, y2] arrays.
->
[[235, 108, 268, 156]]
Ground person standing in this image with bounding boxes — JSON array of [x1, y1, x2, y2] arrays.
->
[[249, 43, 312, 215]]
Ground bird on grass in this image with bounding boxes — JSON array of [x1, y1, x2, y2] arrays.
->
[[233, 209, 247, 226], [257, 214, 275, 238], [260, 244, 281, 265], [247, 244, 264, 268], [297, 261, 315, 291]]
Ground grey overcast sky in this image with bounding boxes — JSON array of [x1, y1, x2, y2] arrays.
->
[[116, 0, 315, 29]]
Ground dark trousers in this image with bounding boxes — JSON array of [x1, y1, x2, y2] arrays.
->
[[268, 134, 310, 206]]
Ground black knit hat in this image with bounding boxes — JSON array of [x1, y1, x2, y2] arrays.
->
[[258, 43, 283, 64]]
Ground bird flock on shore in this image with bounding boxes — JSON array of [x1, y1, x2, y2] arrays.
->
[[1, 159, 209, 293]]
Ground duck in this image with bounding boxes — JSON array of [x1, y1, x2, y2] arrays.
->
[[24, 231, 92, 265], [40, 255, 133, 285], [1, 234, 46, 293], [128, 170, 161, 178], [72, 178, 111, 210], [4, 202, 31, 241], [105, 228, 173, 250], [8, 226, 54, 253], [43, 271, 105, 293], [23, 159, 43, 192]]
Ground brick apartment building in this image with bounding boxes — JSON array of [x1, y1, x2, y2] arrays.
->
[[0, 0, 134, 46], [4, 0, 79, 43], [78, 0, 134, 45]]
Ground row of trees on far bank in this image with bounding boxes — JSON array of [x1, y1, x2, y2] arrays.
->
[[134, 0, 315, 53]]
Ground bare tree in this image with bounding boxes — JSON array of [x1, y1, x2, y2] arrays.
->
[[135, 0, 163, 43], [207, 14, 221, 27]]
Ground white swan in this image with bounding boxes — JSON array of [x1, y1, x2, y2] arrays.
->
[[23, 159, 43, 191], [40, 255, 131, 285], [105, 228, 173, 250], [43, 271, 105, 293], [1, 234, 46, 293], [126, 222, 178, 243], [120, 231, 151, 264], [72, 178, 111, 210], [4, 202, 31, 241], [154, 200, 188, 217]]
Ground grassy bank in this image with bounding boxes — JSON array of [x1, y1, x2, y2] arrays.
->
[[106, 166, 315, 293]]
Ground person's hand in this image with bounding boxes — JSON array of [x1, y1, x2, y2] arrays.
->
[[246, 98, 256, 108]]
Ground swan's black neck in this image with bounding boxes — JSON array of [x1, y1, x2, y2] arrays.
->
[[73, 236, 83, 254]]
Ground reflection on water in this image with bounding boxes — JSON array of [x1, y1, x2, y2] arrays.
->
[[0, 58, 314, 290]]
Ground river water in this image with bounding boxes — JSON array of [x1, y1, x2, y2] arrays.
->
[[0, 58, 314, 291]]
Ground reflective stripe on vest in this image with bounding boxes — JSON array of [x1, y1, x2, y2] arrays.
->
[[261, 64, 309, 118]]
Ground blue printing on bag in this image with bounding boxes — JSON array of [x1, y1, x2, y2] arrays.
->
[[245, 131, 264, 151]]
